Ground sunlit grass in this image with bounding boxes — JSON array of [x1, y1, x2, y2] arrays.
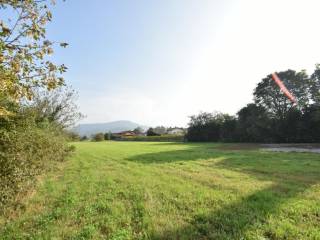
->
[[1, 141, 320, 239]]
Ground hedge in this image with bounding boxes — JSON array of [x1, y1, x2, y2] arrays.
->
[[119, 134, 185, 142], [0, 118, 72, 212]]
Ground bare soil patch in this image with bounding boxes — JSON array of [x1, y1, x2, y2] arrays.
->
[[217, 143, 320, 153], [261, 144, 320, 153]]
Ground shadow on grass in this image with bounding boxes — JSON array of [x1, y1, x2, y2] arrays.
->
[[126, 144, 223, 164], [127, 145, 320, 239], [152, 184, 305, 240]]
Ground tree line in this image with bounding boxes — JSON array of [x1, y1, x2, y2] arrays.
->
[[186, 68, 320, 143]]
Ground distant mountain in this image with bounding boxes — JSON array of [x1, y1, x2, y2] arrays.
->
[[73, 120, 148, 136]]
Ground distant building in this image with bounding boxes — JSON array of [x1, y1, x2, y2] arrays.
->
[[114, 131, 137, 137], [167, 128, 185, 135]]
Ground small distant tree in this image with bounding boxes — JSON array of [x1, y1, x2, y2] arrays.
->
[[104, 131, 112, 140], [133, 127, 143, 135], [146, 128, 160, 136], [92, 133, 104, 142], [80, 135, 88, 141], [153, 126, 167, 135]]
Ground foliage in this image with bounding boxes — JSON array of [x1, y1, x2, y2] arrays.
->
[[80, 135, 88, 141], [310, 64, 320, 104], [153, 126, 167, 135], [92, 132, 104, 141], [0, 108, 72, 211], [186, 112, 236, 142], [0, 0, 78, 217], [236, 104, 272, 142], [104, 131, 111, 140], [0, 0, 67, 115], [219, 114, 237, 142], [121, 134, 184, 142], [187, 66, 320, 143], [27, 87, 83, 128], [133, 127, 143, 135], [65, 131, 81, 141], [1, 142, 319, 239], [301, 104, 320, 142], [146, 128, 160, 136], [253, 70, 310, 119]]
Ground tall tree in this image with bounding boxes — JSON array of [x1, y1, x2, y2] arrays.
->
[[0, 0, 67, 115], [254, 70, 310, 119], [310, 64, 320, 104]]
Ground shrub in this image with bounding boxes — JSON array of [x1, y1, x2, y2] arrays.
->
[[104, 132, 111, 140], [146, 128, 160, 136], [0, 114, 72, 212], [186, 112, 232, 142], [80, 135, 88, 141], [92, 133, 104, 141], [66, 131, 81, 141]]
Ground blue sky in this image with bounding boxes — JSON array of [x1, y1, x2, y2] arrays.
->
[[46, 0, 320, 126]]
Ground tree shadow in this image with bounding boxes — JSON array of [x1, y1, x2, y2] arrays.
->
[[126, 146, 320, 239], [151, 184, 308, 240], [126, 144, 225, 164]]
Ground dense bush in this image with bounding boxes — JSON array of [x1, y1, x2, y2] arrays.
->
[[146, 128, 160, 136], [0, 112, 72, 211], [104, 132, 111, 140], [186, 112, 237, 142], [236, 104, 273, 143], [66, 131, 81, 141], [80, 135, 88, 141], [302, 104, 320, 142], [92, 132, 105, 141]]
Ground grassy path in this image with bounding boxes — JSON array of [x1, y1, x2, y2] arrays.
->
[[1, 142, 320, 239]]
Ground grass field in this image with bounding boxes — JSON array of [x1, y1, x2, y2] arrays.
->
[[1, 141, 320, 240]]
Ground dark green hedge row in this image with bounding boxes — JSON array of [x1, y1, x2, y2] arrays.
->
[[119, 134, 184, 142]]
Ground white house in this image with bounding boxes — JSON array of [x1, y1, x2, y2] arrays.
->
[[167, 128, 185, 135]]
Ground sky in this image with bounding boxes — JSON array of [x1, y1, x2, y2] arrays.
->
[[46, 0, 320, 127]]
